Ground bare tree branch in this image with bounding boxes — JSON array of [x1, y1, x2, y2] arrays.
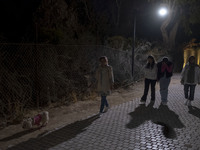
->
[[115, 0, 122, 26], [81, 0, 91, 21]]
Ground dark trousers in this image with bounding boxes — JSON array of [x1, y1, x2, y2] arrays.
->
[[184, 84, 196, 101], [100, 95, 109, 113], [141, 78, 157, 101]]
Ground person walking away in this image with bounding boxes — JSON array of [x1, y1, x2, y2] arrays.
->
[[95, 56, 114, 116], [181, 56, 200, 106], [157, 57, 173, 105], [140, 55, 157, 104]]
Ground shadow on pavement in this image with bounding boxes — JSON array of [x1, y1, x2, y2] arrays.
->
[[126, 101, 184, 139], [7, 114, 99, 150], [188, 106, 200, 118], [0, 128, 39, 142]]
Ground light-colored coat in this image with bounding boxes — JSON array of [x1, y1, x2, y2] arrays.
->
[[181, 63, 200, 85], [95, 65, 114, 95], [144, 64, 158, 80]]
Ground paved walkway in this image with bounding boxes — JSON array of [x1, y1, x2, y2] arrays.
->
[[7, 75, 200, 150]]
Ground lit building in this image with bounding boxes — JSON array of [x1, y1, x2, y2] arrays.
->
[[183, 39, 200, 67]]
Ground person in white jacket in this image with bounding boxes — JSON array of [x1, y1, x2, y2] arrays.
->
[[140, 55, 158, 104], [95, 56, 114, 115], [181, 56, 200, 106]]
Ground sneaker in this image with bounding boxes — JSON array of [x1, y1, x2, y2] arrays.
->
[[98, 112, 103, 117], [184, 99, 188, 105], [140, 100, 146, 105], [187, 100, 191, 106], [161, 101, 167, 105], [104, 107, 109, 113]]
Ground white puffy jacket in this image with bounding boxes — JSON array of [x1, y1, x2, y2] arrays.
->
[[181, 63, 200, 85], [144, 64, 158, 80]]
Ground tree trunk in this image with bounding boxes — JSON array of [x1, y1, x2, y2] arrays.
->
[[160, 15, 171, 47], [115, 0, 121, 27], [160, 23, 169, 45], [82, 0, 91, 21], [159, 0, 179, 49], [169, 19, 180, 48]]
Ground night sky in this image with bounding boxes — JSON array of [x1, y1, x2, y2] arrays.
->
[[0, 0, 199, 44], [0, 0, 40, 42], [93, 0, 164, 40]]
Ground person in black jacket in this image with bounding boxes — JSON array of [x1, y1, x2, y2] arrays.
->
[[157, 57, 173, 105]]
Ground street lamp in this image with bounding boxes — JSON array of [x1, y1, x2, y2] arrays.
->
[[131, 7, 168, 79], [158, 7, 168, 17]]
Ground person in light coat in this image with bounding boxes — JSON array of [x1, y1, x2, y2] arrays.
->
[[140, 55, 158, 104], [181, 56, 200, 106], [95, 56, 114, 115]]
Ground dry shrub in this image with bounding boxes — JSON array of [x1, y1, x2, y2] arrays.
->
[[0, 44, 133, 125]]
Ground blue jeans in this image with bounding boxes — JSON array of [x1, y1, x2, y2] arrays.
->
[[184, 84, 196, 101], [159, 76, 171, 102], [100, 95, 109, 113]]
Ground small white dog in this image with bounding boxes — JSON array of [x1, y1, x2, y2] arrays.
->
[[22, 111, 49, 129]]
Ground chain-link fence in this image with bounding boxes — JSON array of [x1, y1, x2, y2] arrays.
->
[[0, 43, 139, 123]]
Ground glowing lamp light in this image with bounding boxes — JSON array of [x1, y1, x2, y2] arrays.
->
[[158, 7, 168, 17]]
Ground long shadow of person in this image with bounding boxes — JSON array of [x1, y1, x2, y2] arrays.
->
[[0, 128, 39, 142], [188, 106, 200, 119], [3, 115, 99, 150], [126, 102, 184, 139], [126, 101, 157, 129], [153, 105, 185, 139]]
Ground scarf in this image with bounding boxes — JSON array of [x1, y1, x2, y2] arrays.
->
[[186, 64, 196, 83]]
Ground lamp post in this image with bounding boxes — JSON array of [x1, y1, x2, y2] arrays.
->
[[132, 15, 136, 78], [131, 7, 168, 78]]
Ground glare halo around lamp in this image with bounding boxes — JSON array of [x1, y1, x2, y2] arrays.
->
[[158, 7, 168, 17]]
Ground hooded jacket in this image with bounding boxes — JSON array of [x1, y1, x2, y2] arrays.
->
[[181, 63, 200, 85], [157, 61, 173, 80], [144, 63, 158, 80]]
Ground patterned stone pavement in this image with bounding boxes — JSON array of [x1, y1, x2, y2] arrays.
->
[[7, 75, 200, 150]]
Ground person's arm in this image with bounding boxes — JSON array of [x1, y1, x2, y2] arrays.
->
[[180, 66, 186, 84], [166, 64, 173, 73], [95, 67, 100, 82], [157, 63, 160, 81], [181, 66, 185, 78], [111, 67, 114, 84], [154, 64, 158, 80], [109, 66, 114, 89], [197, 66, 200, 84], [161, 63, 167, 72]]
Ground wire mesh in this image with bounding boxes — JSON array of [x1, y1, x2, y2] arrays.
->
[[0, 43, 133, 122]]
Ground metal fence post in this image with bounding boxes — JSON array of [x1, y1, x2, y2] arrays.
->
[[132, 15, 136, 79], [34, 22, 40, 108]]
